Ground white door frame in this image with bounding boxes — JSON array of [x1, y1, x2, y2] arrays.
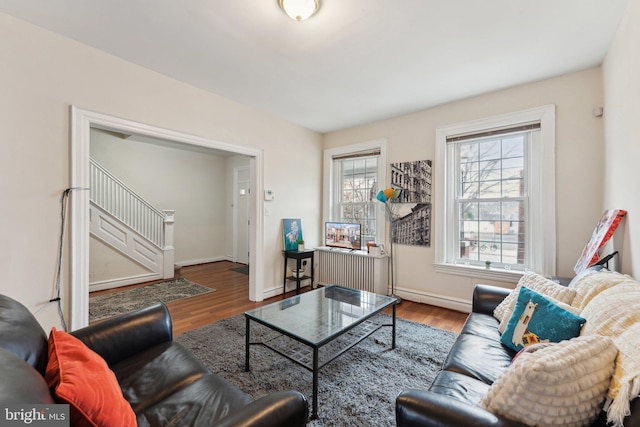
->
[[70, 106, 265, 330]]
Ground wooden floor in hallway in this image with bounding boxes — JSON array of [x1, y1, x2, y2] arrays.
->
[[90, 260, 468, 336]]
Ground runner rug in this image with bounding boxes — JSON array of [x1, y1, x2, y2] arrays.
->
[[89, 278, 214, 322], [176, 313, 456, 427]]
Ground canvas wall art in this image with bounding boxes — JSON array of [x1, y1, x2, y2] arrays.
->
[[391, 203, 431, 247], [282, 218, 303, 251], [574, 209, 627, 274], [389, 159, 432, 203]]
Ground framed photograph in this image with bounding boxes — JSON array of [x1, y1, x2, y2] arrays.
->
[[282, 218, 303, 251], [392, 203, 431, 247], [390, 159, 432, 203], [574, 209, 627, 274]]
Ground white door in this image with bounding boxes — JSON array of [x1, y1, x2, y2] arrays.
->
[[236, 168, 250, 265]]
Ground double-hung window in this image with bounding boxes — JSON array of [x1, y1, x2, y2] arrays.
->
[[323, 140, 387, 247], [435, 106, 556, 279]]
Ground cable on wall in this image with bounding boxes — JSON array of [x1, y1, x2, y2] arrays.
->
[[53, 187, 90, 331]]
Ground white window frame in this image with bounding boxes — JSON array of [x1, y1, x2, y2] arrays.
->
[[323, 139, 387, 246], [434, 105, 556, 281]]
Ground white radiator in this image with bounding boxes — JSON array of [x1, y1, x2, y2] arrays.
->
[[316, 247, 389, 295]]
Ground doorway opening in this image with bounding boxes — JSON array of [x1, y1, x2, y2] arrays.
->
[[70, 106, 265, 330]]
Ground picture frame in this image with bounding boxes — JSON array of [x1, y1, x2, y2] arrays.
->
[[282, 218, 303, 251], [389, 159, 432, 203], [392, 203, 431, 247], [574, 209, 627, 274]]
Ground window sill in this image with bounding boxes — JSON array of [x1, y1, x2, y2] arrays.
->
[[433, 263, 524, 283]]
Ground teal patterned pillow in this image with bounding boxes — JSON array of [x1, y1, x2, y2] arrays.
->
[[501, 286, 586, 352]]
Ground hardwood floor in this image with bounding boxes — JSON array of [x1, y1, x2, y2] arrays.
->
[[90, 261, 468, 336]]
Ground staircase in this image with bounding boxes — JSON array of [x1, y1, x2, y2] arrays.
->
[[89, 158, 175, 290]]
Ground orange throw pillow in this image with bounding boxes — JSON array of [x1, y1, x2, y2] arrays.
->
[[45, 327, 136, 427]]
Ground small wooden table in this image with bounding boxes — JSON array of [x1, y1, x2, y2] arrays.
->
[[282, 249, 314, 296]]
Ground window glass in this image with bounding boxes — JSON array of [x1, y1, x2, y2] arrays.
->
[[335, 155, 378, 245], [456, 133, 527, 267]]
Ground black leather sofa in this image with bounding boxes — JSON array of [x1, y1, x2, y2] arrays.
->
[[395, 283, 640, 427], [0, 294, 308, 426]]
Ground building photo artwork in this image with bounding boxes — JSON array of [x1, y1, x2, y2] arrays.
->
[[390, 160, 432, 204], [392, 203, 431, 247], [387, 160, 432, 247]]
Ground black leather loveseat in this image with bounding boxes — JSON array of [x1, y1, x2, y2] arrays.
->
[[396, 283, 640, 427], [0, 294, 308, 426]]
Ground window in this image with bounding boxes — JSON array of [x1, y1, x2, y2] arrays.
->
[[455, 128, 531, 267], [435, 106, 556, 279], [323, 140, 387, 247], [334, 155, 378, 244]]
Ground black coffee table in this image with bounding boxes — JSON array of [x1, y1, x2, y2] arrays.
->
[[245, 285, 398, 419]]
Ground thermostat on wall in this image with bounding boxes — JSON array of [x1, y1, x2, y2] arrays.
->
[[264, 189, 274, 201]]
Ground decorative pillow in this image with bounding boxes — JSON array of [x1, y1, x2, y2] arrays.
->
[[498, 295, 581, 334], [579, 282, 640, 427], [493, 272, 576, 325], [500, 287, 586, 352], [45, 327, 137, 427], [480, 335, 618, 427]]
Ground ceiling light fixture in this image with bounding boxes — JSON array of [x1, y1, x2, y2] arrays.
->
[[278, 0, 320, 22]]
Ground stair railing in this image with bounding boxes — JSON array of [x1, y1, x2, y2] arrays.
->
[[89, 158, 168, 248]]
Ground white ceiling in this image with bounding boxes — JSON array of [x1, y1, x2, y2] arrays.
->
[[0, 0, 630, 133]]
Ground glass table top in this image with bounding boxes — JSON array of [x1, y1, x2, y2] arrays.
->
[[245, 285, 397, 346]]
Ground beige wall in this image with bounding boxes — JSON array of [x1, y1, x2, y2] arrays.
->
[[602, 0, 640, 276], [0, 13, 322, 329], [324, 68, 605, 308]]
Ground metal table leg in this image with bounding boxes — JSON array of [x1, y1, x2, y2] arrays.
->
[[245, 316, 250, 372], [283, 254, 288, 298], [392, 303, 396, 349], [312, 346, 319, 419]]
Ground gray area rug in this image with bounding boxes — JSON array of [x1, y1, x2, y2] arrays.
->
[[89, 278, 214, 322], [176, 313, 456, 427]]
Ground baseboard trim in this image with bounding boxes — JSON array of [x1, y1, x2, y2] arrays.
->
[[89, 273, 161, 292], [395, 287, 472, 313], [174, 256, 230, 267], [262, 280, 312, 299], [262, 287, 279, 299]]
